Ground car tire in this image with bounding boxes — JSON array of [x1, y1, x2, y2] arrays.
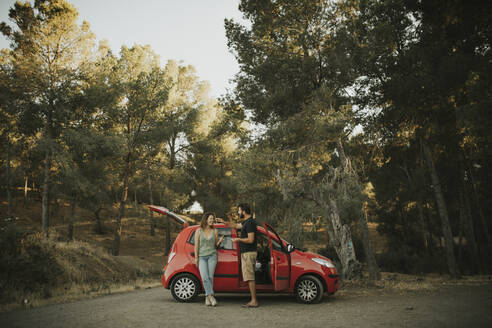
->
[[294, 275, 324, 304], [170, 273, 200, 302]]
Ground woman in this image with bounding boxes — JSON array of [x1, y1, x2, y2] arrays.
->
[[194, 212, 224, 306]]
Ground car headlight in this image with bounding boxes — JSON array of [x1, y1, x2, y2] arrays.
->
[[311, 257, 335, 268], [167, 251, 176, 264]]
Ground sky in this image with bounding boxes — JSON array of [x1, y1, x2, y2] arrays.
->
[[0, 0, 247, 98]]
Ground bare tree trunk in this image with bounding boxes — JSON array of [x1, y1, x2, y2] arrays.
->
[[423, 142, 459, 278], [113, 155, 131, 256], [42, 148, 51, 238], [67, 195, 76, 242], [148, 174, 155, 236], [326, 198, 361, 279]]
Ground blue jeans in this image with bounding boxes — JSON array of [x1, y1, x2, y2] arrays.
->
[[198, 254, 217, 296]]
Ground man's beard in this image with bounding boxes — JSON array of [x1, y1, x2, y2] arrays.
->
[[240, 213, 244, 219]]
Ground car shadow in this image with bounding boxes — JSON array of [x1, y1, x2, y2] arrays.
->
[[159, 292, 341, 307]]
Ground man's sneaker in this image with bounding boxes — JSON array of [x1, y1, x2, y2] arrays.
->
[[205, 295, 211, 306], [210, 295, 217, 307]]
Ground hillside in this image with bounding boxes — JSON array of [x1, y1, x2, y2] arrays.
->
[[0, 197, 185, 311]]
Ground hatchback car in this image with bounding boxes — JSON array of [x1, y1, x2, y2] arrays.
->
[[149, 205, 340, 304]]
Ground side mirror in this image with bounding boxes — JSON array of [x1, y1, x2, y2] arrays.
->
[[286, 244, 295, 253]]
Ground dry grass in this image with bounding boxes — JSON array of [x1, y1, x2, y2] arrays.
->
[[340, 272, 492, 296], [0, 233, 163, 312], [0, 198, 173, 312]]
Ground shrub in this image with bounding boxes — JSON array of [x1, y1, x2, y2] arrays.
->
[[376, 245, 447, 274], [0, 224, 64, 302]]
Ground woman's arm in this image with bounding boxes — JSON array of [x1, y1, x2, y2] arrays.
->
[[194, 229, 200, 265], [215, 229, 224, 248]]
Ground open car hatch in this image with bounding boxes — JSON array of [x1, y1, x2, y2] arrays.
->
[[148, 205, 191, 228]]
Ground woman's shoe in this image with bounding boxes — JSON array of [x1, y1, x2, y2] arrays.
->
[[210, 295, 217, 307], [205, 295, 211, 306]]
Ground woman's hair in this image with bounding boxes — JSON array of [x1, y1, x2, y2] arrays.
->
[[200, 212, 215, 229]]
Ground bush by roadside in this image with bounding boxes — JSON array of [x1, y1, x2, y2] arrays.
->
[[0, 224, 162, 311]]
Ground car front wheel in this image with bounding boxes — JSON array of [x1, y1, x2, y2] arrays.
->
[[295, 275, 324, 304], [170, 273, 200, 302]]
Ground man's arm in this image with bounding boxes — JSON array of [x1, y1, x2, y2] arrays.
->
[[233, 232, 255, 244], [216, 218, 242, 230]]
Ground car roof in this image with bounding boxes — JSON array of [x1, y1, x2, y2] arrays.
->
[[183, 224, 285, 243]]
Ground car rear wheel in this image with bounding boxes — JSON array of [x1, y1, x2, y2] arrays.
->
[[170, 273, 200, 302], [295, 275, 324, 304]]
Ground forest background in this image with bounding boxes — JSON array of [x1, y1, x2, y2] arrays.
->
[[1, 0, 491, 306]]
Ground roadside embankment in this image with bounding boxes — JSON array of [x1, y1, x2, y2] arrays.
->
[[0, 225, 162, 312]]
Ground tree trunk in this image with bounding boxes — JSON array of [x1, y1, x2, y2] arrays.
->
[[165, 136, 177, 253], [361, 206, 381, 280], [416, 201, 431, 253], [402, 163, 432, 254], [148, 174, 155, 236], [457, 197, 465, 263], [423, 142, 459, 278], [467, 165, 492, 248], [113, 154, 131, 256], [67, 195, 76, 242], [6, 140, 13, 220], [462, 190, 481, 273], [337, 138, 379, 280], [94, 207, 104, 234], [42, 148, 51, 238], [169, 136, 177, 170], [326, 198, 361, 279], [24, 175, 28, 205]]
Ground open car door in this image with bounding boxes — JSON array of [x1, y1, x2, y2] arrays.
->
[[263, 223, 290, 291]]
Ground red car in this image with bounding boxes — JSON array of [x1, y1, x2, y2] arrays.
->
[[149, 205, 340, 304]]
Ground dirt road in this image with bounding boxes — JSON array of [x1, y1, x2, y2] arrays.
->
[[2, 284, 491, 328]]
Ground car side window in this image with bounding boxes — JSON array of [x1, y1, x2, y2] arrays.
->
[[187, 228, 233, 250], [188, 230, 196, 245], [257, 232, 282, 252], [217, 228, 233, 250], [270, 236, 283, 252]]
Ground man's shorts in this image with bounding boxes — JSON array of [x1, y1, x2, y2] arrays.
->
[[241, 251, 257, 282]]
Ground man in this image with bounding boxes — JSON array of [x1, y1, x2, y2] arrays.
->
[[217, 203, 258, 308]]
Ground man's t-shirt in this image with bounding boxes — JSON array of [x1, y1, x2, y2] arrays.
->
[[239, 217, 257, 253]]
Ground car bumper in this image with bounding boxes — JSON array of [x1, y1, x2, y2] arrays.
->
[[162, 264, 171, 289], [322, 267, 340, 293]]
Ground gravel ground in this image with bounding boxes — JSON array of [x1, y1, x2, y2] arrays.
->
[[1, 283, 491, 328]]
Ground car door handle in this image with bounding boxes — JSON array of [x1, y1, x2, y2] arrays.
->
[[190, 252, 195, 257]]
